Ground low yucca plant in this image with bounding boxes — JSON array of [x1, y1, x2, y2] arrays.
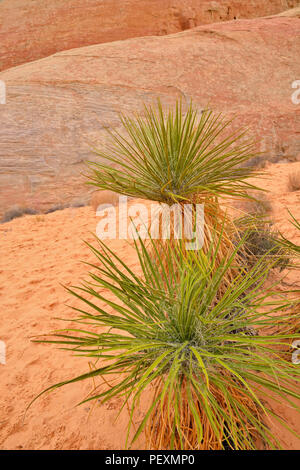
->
[[31, 234, 300, 450]]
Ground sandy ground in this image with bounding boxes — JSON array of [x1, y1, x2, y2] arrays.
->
[[0, 162, 299, 450]]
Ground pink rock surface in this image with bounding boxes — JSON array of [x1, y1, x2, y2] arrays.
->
[[0, 0, 299, 71], [0, 15, 299, 214]]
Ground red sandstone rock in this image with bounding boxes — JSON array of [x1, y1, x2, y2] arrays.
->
[[0, 15, 299, 214], [0, 0, 299, 71]]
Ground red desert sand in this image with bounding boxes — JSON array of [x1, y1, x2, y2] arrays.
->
[[0, 162, 299, 449]]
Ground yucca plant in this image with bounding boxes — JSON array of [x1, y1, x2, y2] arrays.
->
[[87, 100, 259, 204], [87, 100, 263, 278], [31, 234, 300, 450]]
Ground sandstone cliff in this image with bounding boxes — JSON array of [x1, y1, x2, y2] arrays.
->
[[0, 15, 299, 213], [0, 0, 299, 71]]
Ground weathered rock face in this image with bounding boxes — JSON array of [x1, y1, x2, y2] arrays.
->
[[0, 0, 299, 71], [0, 15, 299, 214], [273, 5, 300, 16]]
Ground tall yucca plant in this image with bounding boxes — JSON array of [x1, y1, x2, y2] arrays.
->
[[87, 100, 260, 204], [88, 101, 262, 277], [32, 235, 300, 450]]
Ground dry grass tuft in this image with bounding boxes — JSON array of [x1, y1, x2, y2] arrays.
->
[[288, 172, 300, 192], [0, 206, 38, 223], [246, 193, 272, 215], [234, 191, 272, 218]]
